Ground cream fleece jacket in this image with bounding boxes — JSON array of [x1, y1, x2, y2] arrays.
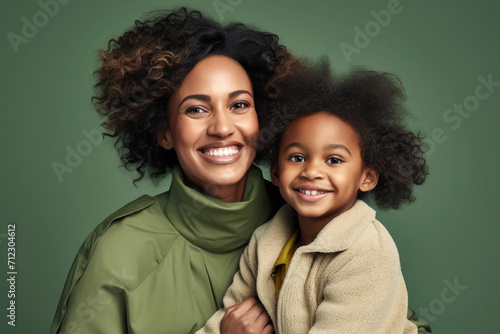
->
[[197, 200, 417, 334]]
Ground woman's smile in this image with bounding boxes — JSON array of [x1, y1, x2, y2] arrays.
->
[[199, 143, 243, 164], [201, 146, 240, 157]]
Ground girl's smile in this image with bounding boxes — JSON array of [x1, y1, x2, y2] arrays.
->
[[294, 187, 332, 201]]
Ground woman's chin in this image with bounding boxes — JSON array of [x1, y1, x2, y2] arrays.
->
[[205, 169, 248, 190]]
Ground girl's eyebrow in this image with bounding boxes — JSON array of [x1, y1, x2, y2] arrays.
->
[[283, 142, 305, 151], [283, 142, 352, 156], [324, 144, 351, 156]]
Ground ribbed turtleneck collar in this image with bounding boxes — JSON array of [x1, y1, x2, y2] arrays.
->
[[163, 165, 272, 253]]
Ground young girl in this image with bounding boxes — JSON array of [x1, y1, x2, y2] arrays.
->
[[198, 61, 429, 333]]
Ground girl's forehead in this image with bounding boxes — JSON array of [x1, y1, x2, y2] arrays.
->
[[279, 112, 362, 153], [285, 112, 357, 136]]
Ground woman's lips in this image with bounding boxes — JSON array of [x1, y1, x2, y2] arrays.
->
[[198, 145, 242, 164], [201, 145, 240, 157]]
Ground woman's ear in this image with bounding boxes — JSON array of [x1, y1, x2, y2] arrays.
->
[[157, 123, 174, 150], [271, 164, 280, 186], [359, 167, 379, 192]]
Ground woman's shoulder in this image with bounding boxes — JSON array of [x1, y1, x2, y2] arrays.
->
[[83, 193, 172, 247], [74, 192, 180, 289], [98, 194, 157, 231], [51, 193, 182, 332]]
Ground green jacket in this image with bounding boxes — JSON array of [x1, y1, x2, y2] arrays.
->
[[50, 166, 431, 333]]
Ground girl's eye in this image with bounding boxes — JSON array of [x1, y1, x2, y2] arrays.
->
[[327, 157, 342, 164], [230, 101, 250, 110], [290, 155, 305, 163]]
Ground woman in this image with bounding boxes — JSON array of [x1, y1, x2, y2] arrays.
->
[[50, 8, 431, 334]]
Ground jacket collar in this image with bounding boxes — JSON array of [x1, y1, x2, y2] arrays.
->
[[164, 165, 272, 253], [304, 200, 376, 253], [267, 200, 376, 254]]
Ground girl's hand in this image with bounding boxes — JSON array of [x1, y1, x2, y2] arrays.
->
[[220, 297, 274, 334]]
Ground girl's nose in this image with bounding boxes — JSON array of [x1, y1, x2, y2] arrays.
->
[[300, 160, 325, 180]]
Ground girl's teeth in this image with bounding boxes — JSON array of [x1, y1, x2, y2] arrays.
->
[[300, 190, 324, 195]]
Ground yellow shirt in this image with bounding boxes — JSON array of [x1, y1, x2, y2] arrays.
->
[[272, 230, 300, 298]]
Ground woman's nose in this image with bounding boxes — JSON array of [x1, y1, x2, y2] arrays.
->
[[207, 108, 235, 138]]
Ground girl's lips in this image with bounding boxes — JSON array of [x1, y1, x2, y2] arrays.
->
[[298, 189, 326, 195], [294, 188, 332, 201]]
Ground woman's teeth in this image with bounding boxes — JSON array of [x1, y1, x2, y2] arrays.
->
[[203, 147, 239, 157], [299, 189, 326, 195]]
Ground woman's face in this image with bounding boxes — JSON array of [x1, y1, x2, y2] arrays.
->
[[158, 55, 259, 202]]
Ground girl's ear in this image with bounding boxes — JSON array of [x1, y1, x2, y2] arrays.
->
[[271, 164, 280, 186], [359, 167, 379, 192], [157, 123, 174, 150]]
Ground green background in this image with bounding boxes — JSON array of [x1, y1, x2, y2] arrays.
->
[[1, 0, 499, 332]]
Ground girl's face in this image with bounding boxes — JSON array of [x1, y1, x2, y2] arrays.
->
[[272, 112, 378, 228], [158, 56, 259, 202]]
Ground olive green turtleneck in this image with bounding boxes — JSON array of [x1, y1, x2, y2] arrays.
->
[[165, 165, 272, 253]]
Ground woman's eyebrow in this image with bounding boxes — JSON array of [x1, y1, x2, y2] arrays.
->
[[179, 94, 210, 107], [228, 90, 253, 98]]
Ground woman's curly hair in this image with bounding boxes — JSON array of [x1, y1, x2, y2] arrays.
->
[[93, 7, 294, 182], [260, 60, 429, 210]]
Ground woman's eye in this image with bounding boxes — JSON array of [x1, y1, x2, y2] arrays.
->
[[327, 157, 342, 164], [230, 101, 250, 110], [185, 107, 206, 115], [290, 156, 305, 163]]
